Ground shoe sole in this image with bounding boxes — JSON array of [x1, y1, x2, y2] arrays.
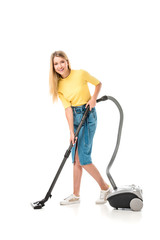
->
[[96, 200, 107, 204], [60, 200, 80, 206]]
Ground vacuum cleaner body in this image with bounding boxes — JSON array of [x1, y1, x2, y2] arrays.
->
[[107, 185, 143, 211], [105, 96, 143, 211]]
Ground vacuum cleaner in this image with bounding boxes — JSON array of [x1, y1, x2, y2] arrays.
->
[[105, 96, 143, 211], [31, 95, 143, 211]]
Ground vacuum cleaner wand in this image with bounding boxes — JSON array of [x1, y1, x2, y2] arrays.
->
[[31, 95, 108, 209]]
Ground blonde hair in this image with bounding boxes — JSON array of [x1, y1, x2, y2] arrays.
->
[[49, 50, 71, 102]]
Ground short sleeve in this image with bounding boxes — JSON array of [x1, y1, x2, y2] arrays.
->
[[58, 92, 71, 109], [82, 70, 100, 86]]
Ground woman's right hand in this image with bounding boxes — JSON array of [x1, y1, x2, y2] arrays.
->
[[70, 132, 77, 145]]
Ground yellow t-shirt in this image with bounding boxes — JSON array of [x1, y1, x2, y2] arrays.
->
[[58, 69, 100, 109]]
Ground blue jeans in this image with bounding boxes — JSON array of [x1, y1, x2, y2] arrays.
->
[[71, 105, 97, 165]]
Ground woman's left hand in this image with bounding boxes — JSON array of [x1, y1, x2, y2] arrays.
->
[[86, 97, 96, 111]]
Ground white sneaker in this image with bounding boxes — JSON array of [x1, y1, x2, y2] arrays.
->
[[96, 187, 111, 204], [60, 194, 80, 205]]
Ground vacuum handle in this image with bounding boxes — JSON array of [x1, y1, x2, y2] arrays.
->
[[96, 95, 108, 103]]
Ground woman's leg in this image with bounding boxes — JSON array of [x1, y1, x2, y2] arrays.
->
[[73, 145, 83, 197], [73, 145, 109, 193], [82, 163, 109, 191]]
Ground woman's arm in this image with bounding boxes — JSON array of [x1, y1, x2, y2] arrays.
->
[[86, 82, 102, 110], [65, 107, 76, 145]]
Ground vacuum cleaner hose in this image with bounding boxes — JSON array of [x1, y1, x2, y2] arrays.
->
[[106, 96, 124, 190]]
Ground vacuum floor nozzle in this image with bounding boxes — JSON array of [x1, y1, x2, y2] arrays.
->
[[31, 201, 45, 209]]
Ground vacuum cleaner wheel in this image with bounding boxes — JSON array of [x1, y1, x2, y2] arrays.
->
[[130, 198, 143, 211]]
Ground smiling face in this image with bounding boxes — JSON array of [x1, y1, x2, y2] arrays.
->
[[53, 56, 70, 78]]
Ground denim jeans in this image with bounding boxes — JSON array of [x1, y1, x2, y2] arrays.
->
[[71, 105, 97, 165]]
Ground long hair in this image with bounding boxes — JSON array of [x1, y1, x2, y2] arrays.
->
[[49, 50, 71, 102]]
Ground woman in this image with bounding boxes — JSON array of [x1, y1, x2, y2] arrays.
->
[[49, 50, 110, 205]]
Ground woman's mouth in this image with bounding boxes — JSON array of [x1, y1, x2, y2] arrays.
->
[[58, 68, 64, 72]]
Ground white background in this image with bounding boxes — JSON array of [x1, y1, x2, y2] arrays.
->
[[0, 0, 160, 239]]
